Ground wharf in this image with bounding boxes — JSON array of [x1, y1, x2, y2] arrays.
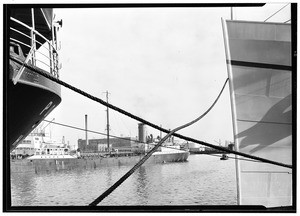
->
[[10, 151, 189, 174]]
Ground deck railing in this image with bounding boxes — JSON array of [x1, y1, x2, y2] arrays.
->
[[10, 16, 61, 79]]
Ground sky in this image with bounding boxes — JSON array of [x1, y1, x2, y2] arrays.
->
[[39, 3, 291, 149]]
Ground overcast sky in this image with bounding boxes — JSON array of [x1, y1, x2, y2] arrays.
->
[[42, 3, 291, 148]]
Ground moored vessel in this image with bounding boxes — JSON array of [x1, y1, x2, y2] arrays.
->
[[8, 8, 62, 151], [10, 123, 189, 174], [11, 145, 189, 174]]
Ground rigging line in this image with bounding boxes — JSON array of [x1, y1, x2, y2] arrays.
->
[[264, 3, 290, 22], [42, 119, 188, 152], [9, 56, 292, 169], [43, 119, 139, 143], [284, 19, 291, 23], [89, 77, 227, 206]]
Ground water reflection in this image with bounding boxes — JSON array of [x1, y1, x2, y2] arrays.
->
[[135, 166, 149, 201], [105, 167, 113, 187], [11, 171, 38, 206], [11, 155, 237, 206]]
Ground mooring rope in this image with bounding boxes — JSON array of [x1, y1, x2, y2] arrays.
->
[[9, 56, 292, 170], [89, 78, 229, 206]]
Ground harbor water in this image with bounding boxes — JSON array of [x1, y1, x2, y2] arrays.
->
[[11, 154, 237, 206]]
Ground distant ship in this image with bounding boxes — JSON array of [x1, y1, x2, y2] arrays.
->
[[222, 19, 292, 208], [10, 125, 75, 160], [10, 138, 189, 174], [8, 8, 62, 151], [10, 122, 189, 173]]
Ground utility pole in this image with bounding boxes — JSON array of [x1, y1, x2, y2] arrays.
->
[[103, 91, 111, 152]]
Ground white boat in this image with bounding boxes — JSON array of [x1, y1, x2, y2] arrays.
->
[[151, 142, 189, 161], [27, 148, 76, 160], [11, 125, 76, 160]]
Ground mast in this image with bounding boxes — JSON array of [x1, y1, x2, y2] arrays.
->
[[104, 91, 110, 152]]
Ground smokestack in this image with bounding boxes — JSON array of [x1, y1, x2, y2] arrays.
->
[[85, 114, 88, 146], [138, 123, 146, 143]]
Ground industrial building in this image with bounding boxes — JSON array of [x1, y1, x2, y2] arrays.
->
[[78, 123, 152, 155], [77, 137, 134, 153]]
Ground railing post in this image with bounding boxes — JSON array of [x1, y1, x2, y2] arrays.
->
[[50, 23, 55, 75], [49, 42, 53, 75], [10, 14, 60, 78], [31, 8, 36, 66], [52, 27, 58, 77]]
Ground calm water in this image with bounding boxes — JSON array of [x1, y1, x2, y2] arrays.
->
[[11, 154, 237, 206]]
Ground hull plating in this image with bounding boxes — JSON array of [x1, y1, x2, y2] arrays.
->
[[11, 152, 190, 173], [8, 61, 61, 151], [222, 20, 292, 207]]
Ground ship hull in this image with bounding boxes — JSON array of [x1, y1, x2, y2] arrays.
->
[[8, 61, 61, 151], [10, 152, 190, 174], [222, 20, 292, 207], [7, 7, 62, 151]]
